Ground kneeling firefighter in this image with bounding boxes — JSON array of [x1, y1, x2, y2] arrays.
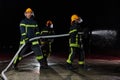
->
[[40, 20, 55, 68], [13, 8, 46, 70]]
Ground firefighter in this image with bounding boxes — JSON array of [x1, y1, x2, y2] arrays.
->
[[40, 20, 55, 68], [66, 14, 85, 70], [13, 8, 46, 70]]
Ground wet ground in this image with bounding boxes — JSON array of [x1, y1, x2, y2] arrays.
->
[[0, 54, 120, 80]]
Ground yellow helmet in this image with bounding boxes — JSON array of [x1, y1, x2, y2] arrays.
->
[[71, 14, 79, 23], [25, 8, 33, 13]]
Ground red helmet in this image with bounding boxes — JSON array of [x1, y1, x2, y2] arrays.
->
[[46, 20, 52, 26]]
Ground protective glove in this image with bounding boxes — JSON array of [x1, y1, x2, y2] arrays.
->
[[24, 38, 29, 44]]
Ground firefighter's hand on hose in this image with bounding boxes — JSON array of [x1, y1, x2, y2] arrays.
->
[[82, 28, 90, 39], [20, 39, 29, 47], [25, 39, 29, 44], [24, 38, 29, 44], [48, 39, 54, 43]]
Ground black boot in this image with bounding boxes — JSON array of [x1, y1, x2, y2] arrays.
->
[[79, 64, 90, 70], [79, 64, 85, 69], [44, 57, 49, 67], [66, 63, 76, 70], [39, 59, 49, 69]]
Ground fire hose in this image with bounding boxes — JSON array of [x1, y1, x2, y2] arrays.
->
[[1, 32, 84, 80]]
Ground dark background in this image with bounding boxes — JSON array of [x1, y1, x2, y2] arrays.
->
[[0, 0, 120, 56]]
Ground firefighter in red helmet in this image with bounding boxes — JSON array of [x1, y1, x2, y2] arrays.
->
[[66, 14, 85, 70], [40, 20, 55, 69]]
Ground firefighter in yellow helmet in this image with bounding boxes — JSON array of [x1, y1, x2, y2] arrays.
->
[[40, 20, 55, 68], [66, 14, 85, 70], [13, 8, 46, 70]]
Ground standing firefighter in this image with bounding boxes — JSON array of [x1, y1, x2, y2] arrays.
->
[[40, 20, 55, 69], [66, 14, 85, 70], [13, 8, 45, 70]]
